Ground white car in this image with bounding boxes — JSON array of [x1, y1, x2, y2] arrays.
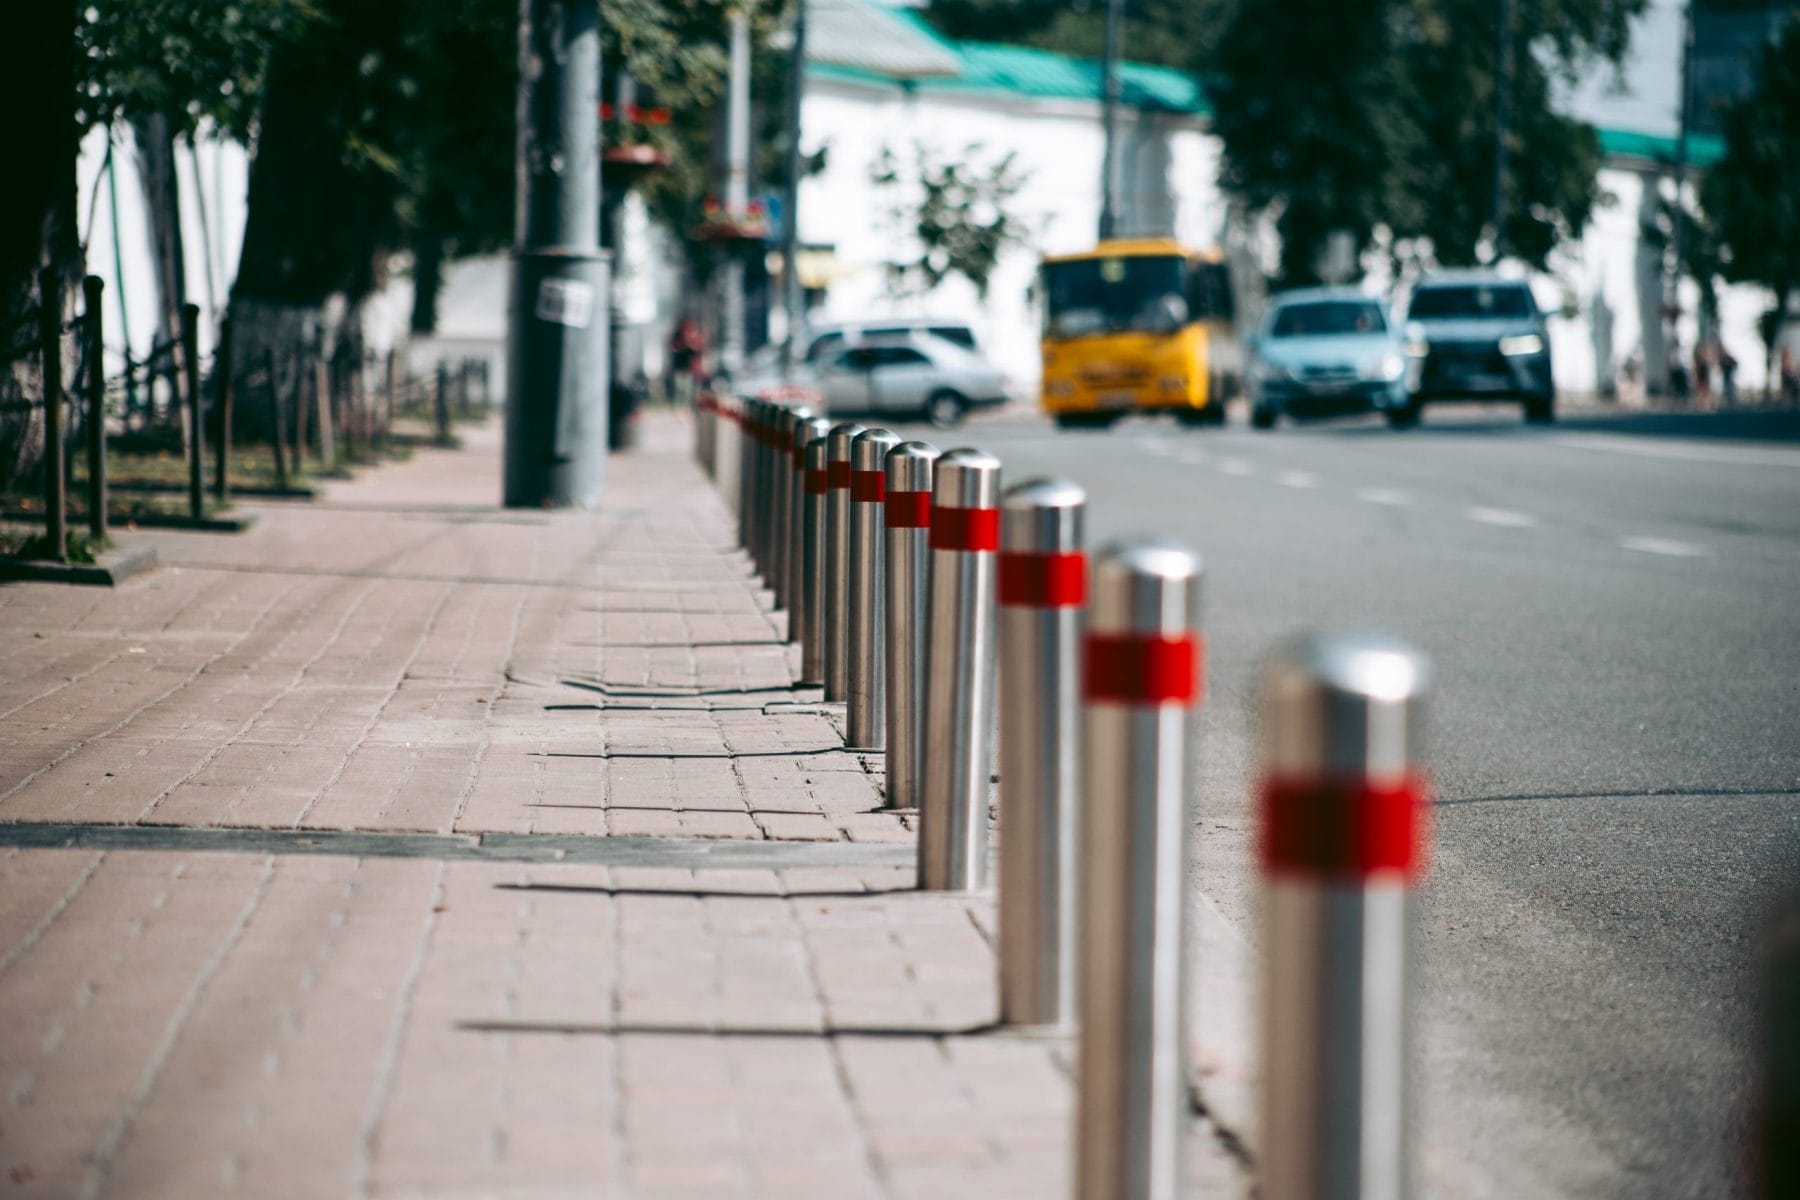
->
[[813, 332, 1008, 427]]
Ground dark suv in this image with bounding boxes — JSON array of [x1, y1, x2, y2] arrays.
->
[[1396, 274, 1555, 426]]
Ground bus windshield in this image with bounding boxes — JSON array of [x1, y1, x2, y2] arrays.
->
[[1043, 255, 1189, 339]]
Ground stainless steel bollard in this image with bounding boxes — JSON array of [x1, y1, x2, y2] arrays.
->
[[748, 399, 771, 577], [823, 421, 868, 702], [847, 428, 900, 749], [919, 448, 1002, 891], [882, 442, 939, 810], [717, 394, 742, 517], [773, 405, 814, 617], [1258, 634, 1430, 1200], [800, 426, 834, 685], [788, 412, 822, 647], [731, 395, 751, 525], [997, 478, 1087, 1029], [1076, 540, 1203, 1200]]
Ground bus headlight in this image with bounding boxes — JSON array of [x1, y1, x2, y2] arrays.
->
[[1045, 379, 1075, 397], [1499, 333, 1544, 357]]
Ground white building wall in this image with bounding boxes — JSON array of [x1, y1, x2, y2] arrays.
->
[[798, 76, 1221, 386]]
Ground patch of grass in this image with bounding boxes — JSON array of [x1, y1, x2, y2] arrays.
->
[[0, 524, 102, 564]]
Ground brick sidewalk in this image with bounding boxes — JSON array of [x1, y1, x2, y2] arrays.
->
[[0, 411, 1250, 1198]]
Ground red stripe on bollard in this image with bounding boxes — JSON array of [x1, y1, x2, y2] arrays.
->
[[885, 490, 932, 529], [1258, 772, 1431, 880], [851, 470, 886, 502], [998, 551, 1086, 608], [805, 469, 828, 495], [930, 505, 1001, 551], [1083, 633, 1202, 705], [828, 461, 852, 490]]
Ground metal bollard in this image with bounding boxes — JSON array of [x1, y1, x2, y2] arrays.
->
[[919, 448, 1002, 891], [847, 428, 900, 749], [997, 478, 1087, 1030], [1258, 633, 1429, 1200], [774, 405, 814, 617], [1758, 897, 1800, 1200], [882, 442, 939, 809], [720, 394, 743, 519], [787, 410, 819, 647], [1076, 540, 1203, 1200], [823, 421, 868, 702], [799, 424, 834, 685], [747, 398, 771, 576]]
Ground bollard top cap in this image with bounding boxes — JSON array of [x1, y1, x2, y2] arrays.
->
[[1263, 632, 1428, 708], [803, 434, 831, 467], [885, 441, 939, 491], [851, 428, 901, 471], [800, 415, 834, 442], [787, 405, 816, 426], [933, 448, 1002, 509], [1088, 538, 1202, 636], [1001, 477, 1085, 512], [1259, 631, 1428, 782], [827, 422, 868, 460]]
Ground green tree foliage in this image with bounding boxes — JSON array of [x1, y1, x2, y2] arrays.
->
[[1701, 15, 1800, 371], [872, 144, 1030, 297]]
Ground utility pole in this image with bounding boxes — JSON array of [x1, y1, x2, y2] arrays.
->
[[1097, 0, 1123, 241], [505, 0, 609, 509], [1490, 0, 1514, 262], [721, 9, 752, 375], [780, 0, 807, 376], [1667, 0, 1696, 394]]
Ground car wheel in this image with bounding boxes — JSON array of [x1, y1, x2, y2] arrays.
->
[[1054, 412, 1114, 431], [1385, 399, 1422, 429], [1174, 408, 1213, 428], [1250, 407, 1276, 431], [926, 390, 967, 429], [1524, 392, 1556, 424]]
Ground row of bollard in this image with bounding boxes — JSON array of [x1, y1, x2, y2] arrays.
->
[[691, 394, 1432, 1200]]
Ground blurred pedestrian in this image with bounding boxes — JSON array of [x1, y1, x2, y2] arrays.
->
[[1720, 345, 1738, 408], [667, 317, 705, 407]]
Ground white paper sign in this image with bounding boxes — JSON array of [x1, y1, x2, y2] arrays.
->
[[536, 278, 594, 329]]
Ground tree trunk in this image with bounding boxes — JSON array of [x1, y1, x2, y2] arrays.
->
[[410, 236, 444, 336], [0, 0, 80, 493], [227, 0, 399, 431], [133, 110, 189, 437]]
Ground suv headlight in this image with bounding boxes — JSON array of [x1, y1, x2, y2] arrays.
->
[[1252, 360, 1290, 383], [1499, 333, 1544, 357], [1404, 339, 1430, 359], [1364, 352, 1406, 381]]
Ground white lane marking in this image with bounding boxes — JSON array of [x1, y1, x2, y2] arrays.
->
[[1219, 458, 1254, 476], [1357, 487, 1411, 506], [1275, 470, 1319, 489], [1466, 506, 1538, 529], [1549, 433, 1800, 470], [1620, 535, 1710, 557]]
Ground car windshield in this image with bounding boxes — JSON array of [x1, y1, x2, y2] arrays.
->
[[1268, 300, 1387, 338], [1407, 284, 1533, 320], [1042, 255, 1188, 338]]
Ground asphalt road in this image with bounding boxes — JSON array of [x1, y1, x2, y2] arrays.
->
[[896, 402, 1800, 1198]]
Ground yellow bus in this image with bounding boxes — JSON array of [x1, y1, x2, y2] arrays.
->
[[1039, 238, 1240, 429]]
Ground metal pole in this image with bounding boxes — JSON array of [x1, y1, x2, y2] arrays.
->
[[847, 427, 899, 749], [266, 347, 289, 493], [736, 396, 756, 550], [83, 276, 107, 542], [779, 0, 808, 375], [435, 359, 451, 447], [39, 269, 66, 563], [213, 315, 233, 502], [1259, 633, 1430, 1200], [1490, 0, 1514, 261], [720, 8, 751, 375], [1098, 0, 1124, 241], [998, 478, 1086, 1029], [313, 334, 335, 468], [507, 0, 609, 508], [382, 348, 396, 454], [823, 421, 868, 702], [775, 405, 815, 616], [919, 447, 1002, 891], [800, 426, 833, 684], [789, 412, 829, 648], [718, 393, 742, 516], [882, 441, 939, 809], [1076, 539, 1203, 1200], [181, 302, 204, 521]]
